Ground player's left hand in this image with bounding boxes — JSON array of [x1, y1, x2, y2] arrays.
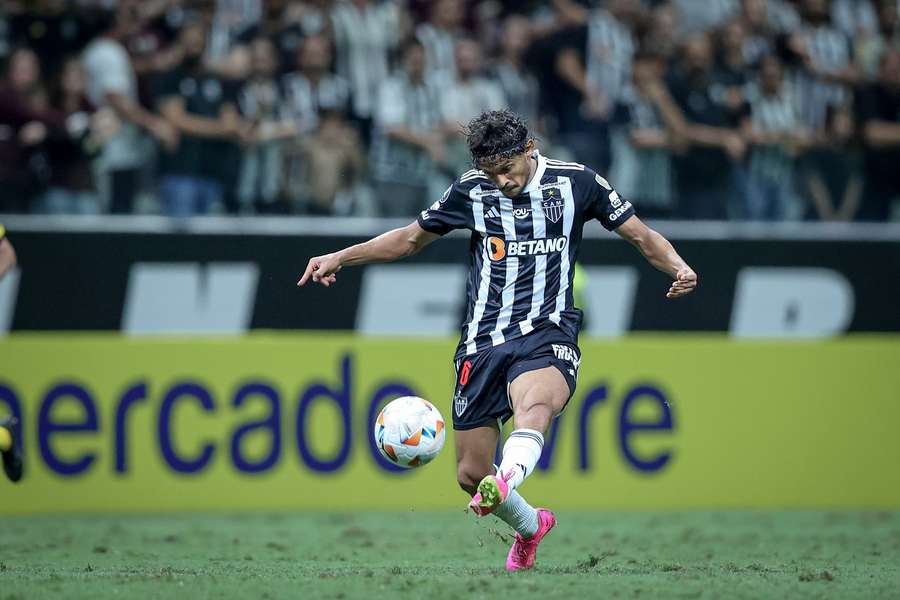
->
[[667, 267, 697, 299]]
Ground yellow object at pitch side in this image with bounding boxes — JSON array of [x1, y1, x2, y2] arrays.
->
[[0, 334, 898, 513], [0, 426, 12, 452]]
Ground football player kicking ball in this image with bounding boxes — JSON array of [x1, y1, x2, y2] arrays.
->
[[0, 223, 23, 482], [299, 110, 697, 570]]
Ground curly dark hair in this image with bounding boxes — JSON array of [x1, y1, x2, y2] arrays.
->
[[463, 109, 530, 166]]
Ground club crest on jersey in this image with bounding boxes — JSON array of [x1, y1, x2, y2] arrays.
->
[[454, 391, 468, 417], [541, 189, 564, 223]]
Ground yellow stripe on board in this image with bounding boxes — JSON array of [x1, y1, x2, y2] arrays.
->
[[0, 334, 897, 513]]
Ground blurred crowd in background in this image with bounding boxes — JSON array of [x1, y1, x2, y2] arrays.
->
[[0, 0, 898, 220]]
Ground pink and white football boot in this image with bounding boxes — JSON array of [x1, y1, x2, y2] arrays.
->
[[505, 509, 556, 571], [468, 470, 514, 516]]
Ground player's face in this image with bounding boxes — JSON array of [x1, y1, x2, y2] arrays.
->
[[478, 141, 536, 198]]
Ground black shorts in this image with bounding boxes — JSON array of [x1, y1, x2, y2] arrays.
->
[[451, 325, 581, 431]]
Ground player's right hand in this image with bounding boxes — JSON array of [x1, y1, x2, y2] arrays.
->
[[297, 253, 342, 287]]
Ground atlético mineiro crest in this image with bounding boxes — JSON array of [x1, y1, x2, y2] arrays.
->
[[542, 189, 564, 223], [454, 391, 468, 417]]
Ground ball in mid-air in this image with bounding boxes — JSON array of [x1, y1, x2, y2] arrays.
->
[[374, 396, 445, 468]]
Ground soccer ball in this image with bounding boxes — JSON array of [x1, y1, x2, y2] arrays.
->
[[374, 396, 446, 468]]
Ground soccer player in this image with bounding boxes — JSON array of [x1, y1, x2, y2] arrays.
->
[[298, 110, 697, 570], [0, 223, 23, 482]]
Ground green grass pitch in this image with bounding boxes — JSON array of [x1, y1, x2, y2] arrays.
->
[[1, 512, 898, 599]]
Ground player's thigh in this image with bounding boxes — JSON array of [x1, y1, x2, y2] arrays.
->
[[507, 332, 580, 422], [508, 366, 571, 420]]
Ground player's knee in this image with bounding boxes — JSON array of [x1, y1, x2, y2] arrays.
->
[[456, 462, 492, 496]]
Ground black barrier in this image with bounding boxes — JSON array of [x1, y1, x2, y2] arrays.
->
[[3, 229, 900, 333]]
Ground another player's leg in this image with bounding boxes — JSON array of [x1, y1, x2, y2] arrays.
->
[[474, 367, 570, 509], [0, 415, 23, 482]]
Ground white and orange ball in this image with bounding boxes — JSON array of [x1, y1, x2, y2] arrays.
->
[[374, 396, 445, 468]]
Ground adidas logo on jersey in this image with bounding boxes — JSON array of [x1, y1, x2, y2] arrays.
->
[[485, 236, 568, 261], [485, 207, 500, 219]]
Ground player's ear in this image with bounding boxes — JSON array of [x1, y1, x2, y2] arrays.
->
[[525, 138, 536, 153]]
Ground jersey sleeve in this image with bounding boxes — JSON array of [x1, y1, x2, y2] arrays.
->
[[416, 182, 472, 236], [580, 168, 635, 231]]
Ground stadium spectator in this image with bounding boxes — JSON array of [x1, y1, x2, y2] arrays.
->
[[639, 2, 680, 61], [0, 47, 66, 212], [282, 34, 351, 136], [293, 108, 366, 215], [856, 0, 900, 79], [156, 20, 246, 217], [331, 0, 403, 144], [263, 0, 333, 76], [0, 0, 897, 222], [208, 0, 262, 66], [440, 39, 507, 174], [550, 6, 630, 174], [665, 33, 746, 220], [493, 15, 541, 130], [237, 37, 297, 213], [673, 0, 739, 36], [82, 6, 176, 214], [416, 0, 464, 87], [737, 0, 775, 66], [610, 52, 678, 218], [800, 104, 863, 221], [831, 0, 879, 39], [120, 0, 187, 83], [788, 0, 859, 132], [856, 48, 900, 221], [7, 0, 92, 78], [767, 0, 802, 33], [741, 55, 809, 220], [585, 0, 639, 111], [37, 57, 100, 215], [715, 20, 753, 123], [370, 38, 445, 217]]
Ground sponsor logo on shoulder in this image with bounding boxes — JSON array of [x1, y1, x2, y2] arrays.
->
[[440, 185, 452, 204], [609, 190, 622, 208], [609, 201, 633, 222]]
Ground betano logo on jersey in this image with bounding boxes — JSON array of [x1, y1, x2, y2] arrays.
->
[[486, 236, 568, 261]]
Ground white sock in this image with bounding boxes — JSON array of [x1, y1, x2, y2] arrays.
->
[[493, 489, 539, 538], [497, 428, 544, 491]]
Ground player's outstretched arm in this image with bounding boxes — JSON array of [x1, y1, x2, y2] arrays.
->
[[614, 216, 697, 299], [0, 237, 16, 282], [297, 222, 440, 287]]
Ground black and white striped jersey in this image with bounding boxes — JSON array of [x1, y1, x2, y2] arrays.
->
[[417, 151, 635, 360]]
